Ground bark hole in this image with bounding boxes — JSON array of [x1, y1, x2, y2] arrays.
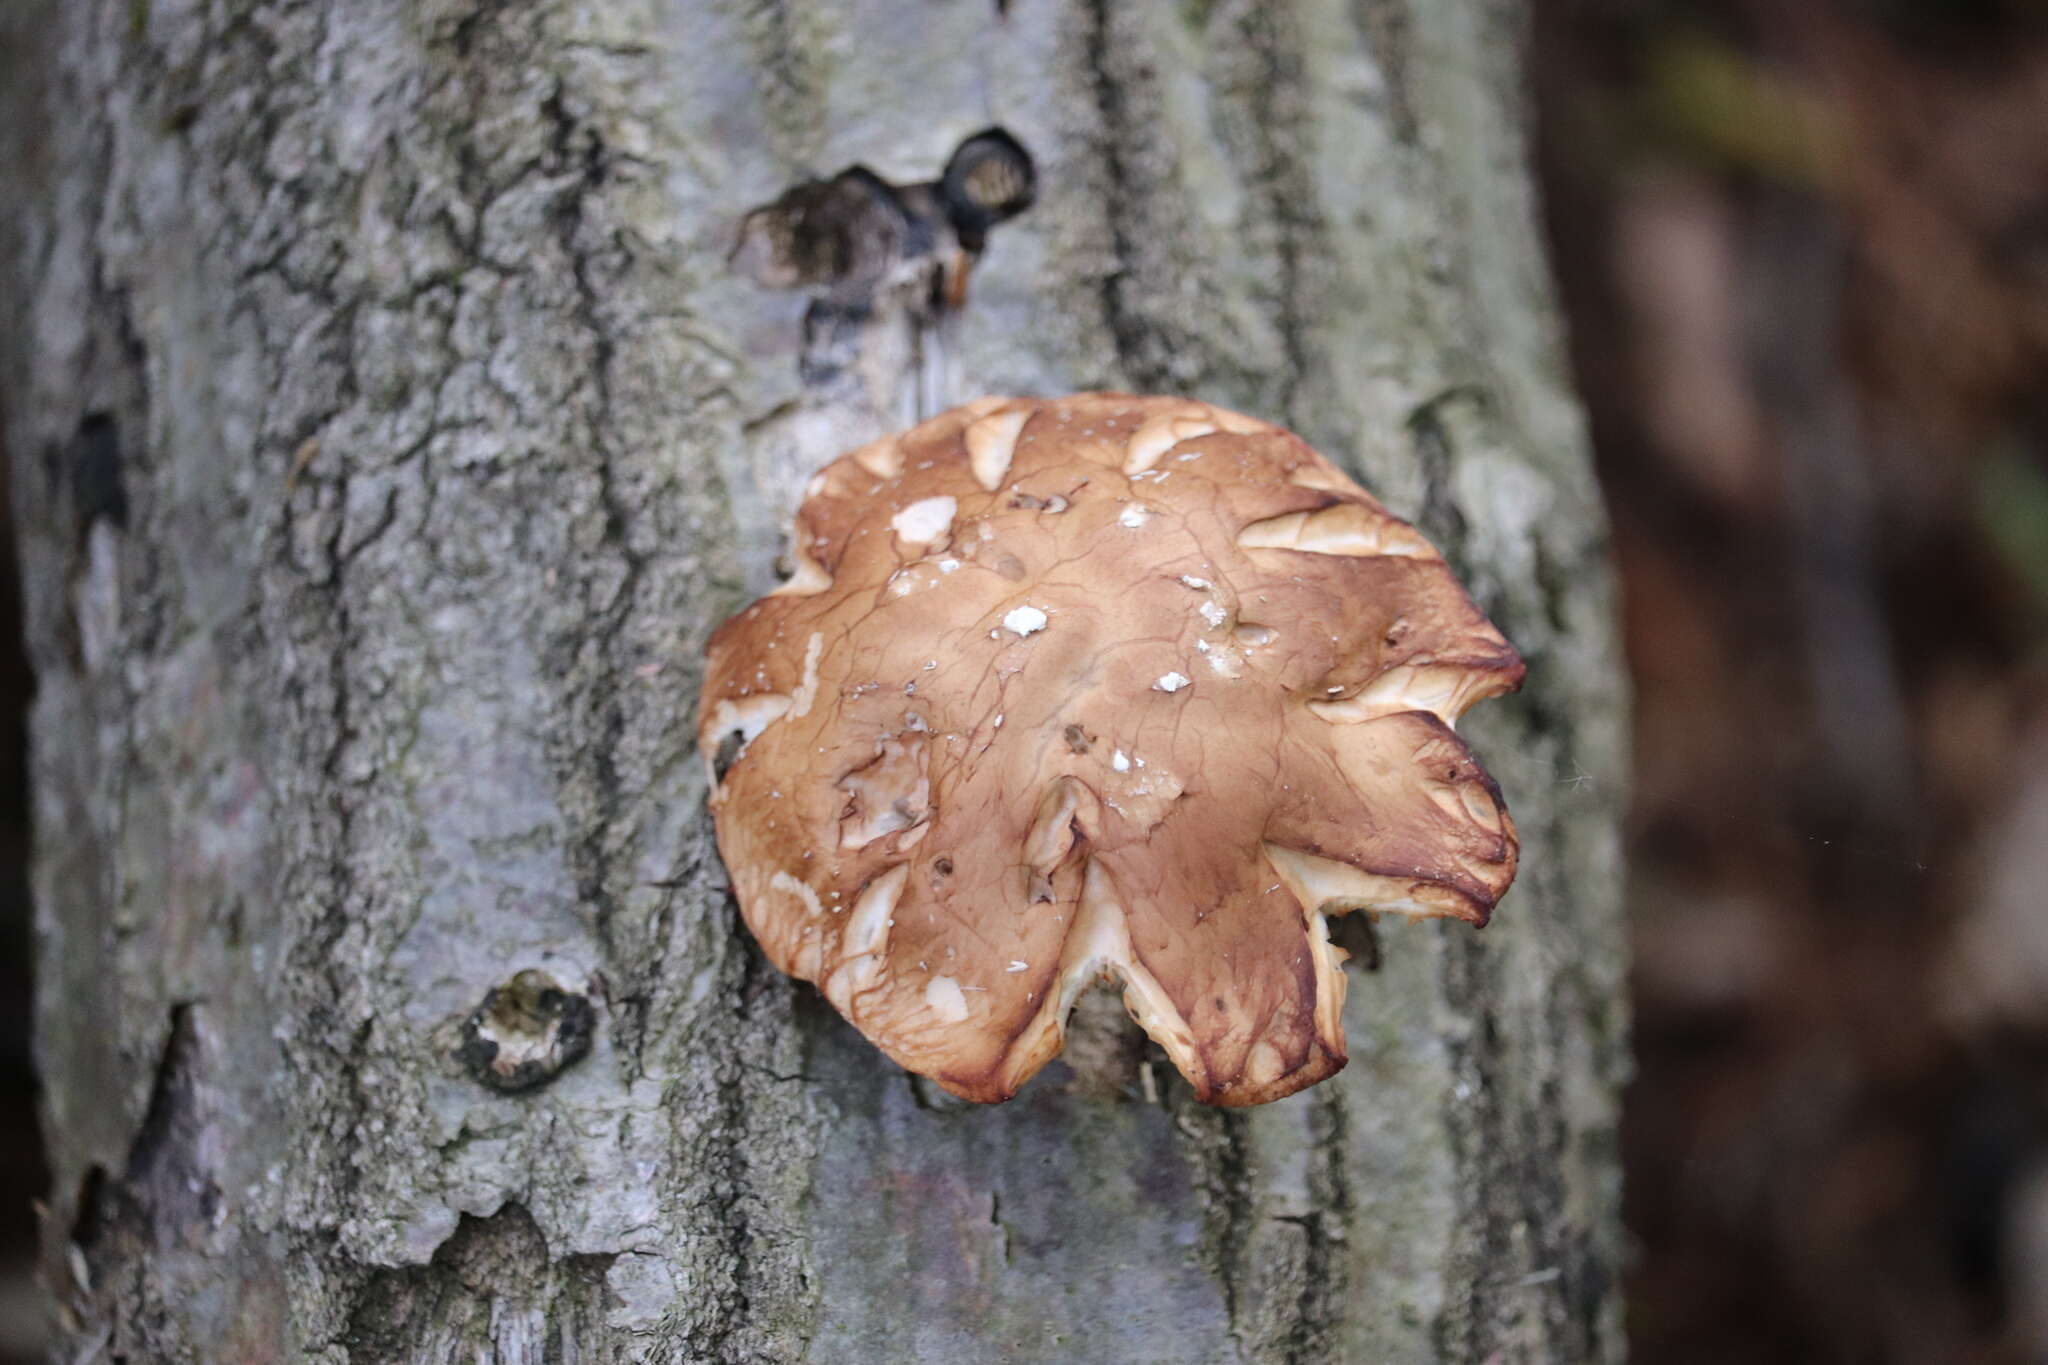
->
[[63, 411, 127, 542], [345, 1203, 618, 1364]]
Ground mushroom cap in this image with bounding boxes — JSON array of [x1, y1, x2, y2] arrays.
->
[[698, 394, 1524, 1106]]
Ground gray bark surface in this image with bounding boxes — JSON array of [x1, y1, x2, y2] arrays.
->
[[0, 1, 1627, 1360]]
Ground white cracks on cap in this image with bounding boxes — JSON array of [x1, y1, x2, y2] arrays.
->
[[1307, 662, 1504, 728], [769, 535, 834, 598], [700, 634, 821, 790], [1001, 604, 1048, 636], [852, 435, 905, 479], [891, 495, 958, 544], [1153, 671, 1191, 693], [1304, 906, 1350, 1048], [705, 692, 793, 761], [836, 732, 931, 849], [787, 632, 825, 719], [1237, 502, 1439, 559], [1052, 860, 1202, 1072], [980, 855, 1210, 1100], [1262, 841, 1474, 921], [924, 974, 971, 1023], [1022, 776, 1093, 903], [1123, 411, 1218, 475], [1204, 403, 1269, 436], [957, 394, 1014, 421], [769, 869, 825, 920], [1258, 834, 1488, 1052], [965, 407, 1030, 491], [821, 864, 909, 1011]]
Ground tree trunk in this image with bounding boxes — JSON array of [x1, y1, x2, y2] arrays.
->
[[1, 0, 1627, 1360]]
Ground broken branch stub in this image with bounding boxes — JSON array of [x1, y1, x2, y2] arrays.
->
[[729, 126, 1035, 312], [697, 394, 1525, 1105]]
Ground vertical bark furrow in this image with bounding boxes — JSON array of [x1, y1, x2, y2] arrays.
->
[[1220, 3, 1321, 426], [1074, 0, 1172, 394]]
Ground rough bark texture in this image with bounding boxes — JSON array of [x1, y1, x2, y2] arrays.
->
[[0, 0, 1627, 1360]]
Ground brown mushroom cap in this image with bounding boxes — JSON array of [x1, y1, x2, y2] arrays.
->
[[699, 394, 1524, 1105]]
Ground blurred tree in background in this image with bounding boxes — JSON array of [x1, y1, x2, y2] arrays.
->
[[1537, 0, 2048, 1360]]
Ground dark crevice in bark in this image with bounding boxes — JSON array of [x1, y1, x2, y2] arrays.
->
[[1407, 386, 1485, 563], [1434, 940, 1522, 1364], [687, 940, 794, 1364], [62, 1006, 221, 1361], [1079, 0, 1171, 392], [65, 412, 128, 541], [1353, 0, 1421, 145], [540, 79, 646, 971], [451, 0, 519, 60], [1185, 1101, 1260, 1355], [72, 1007, 213, 1252], [735, 0, 827, 166], [345, 1203, 619, 1363], [1537, 974, 1617, 1361], [121, 1006, 218, 1237], [1232, 6, 1319, 427], [28, 44, 178, 1311], [1284, 1083, 1358, 1363]]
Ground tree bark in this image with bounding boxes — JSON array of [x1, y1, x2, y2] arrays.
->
[[1, 0, 1628, 1360]]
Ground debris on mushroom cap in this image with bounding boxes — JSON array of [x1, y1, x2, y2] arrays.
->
[[697, 394, 1526, 1107]]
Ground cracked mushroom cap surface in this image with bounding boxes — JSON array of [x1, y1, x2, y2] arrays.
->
[[698, 393, 1525, 1106]]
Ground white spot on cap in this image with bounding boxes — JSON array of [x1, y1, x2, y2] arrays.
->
[[1006, 960, 1028, 973], [1002, 605, 1048, 636], [1119, 504, 1148, 528], [1112, 750, 1130, 772], [1178, 575, 1210, 589], [924, 975, 970, 1022], [891, 496, 957, 544], [1198, 600, 1227, 628], [1154, 672, 1191, 693]]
